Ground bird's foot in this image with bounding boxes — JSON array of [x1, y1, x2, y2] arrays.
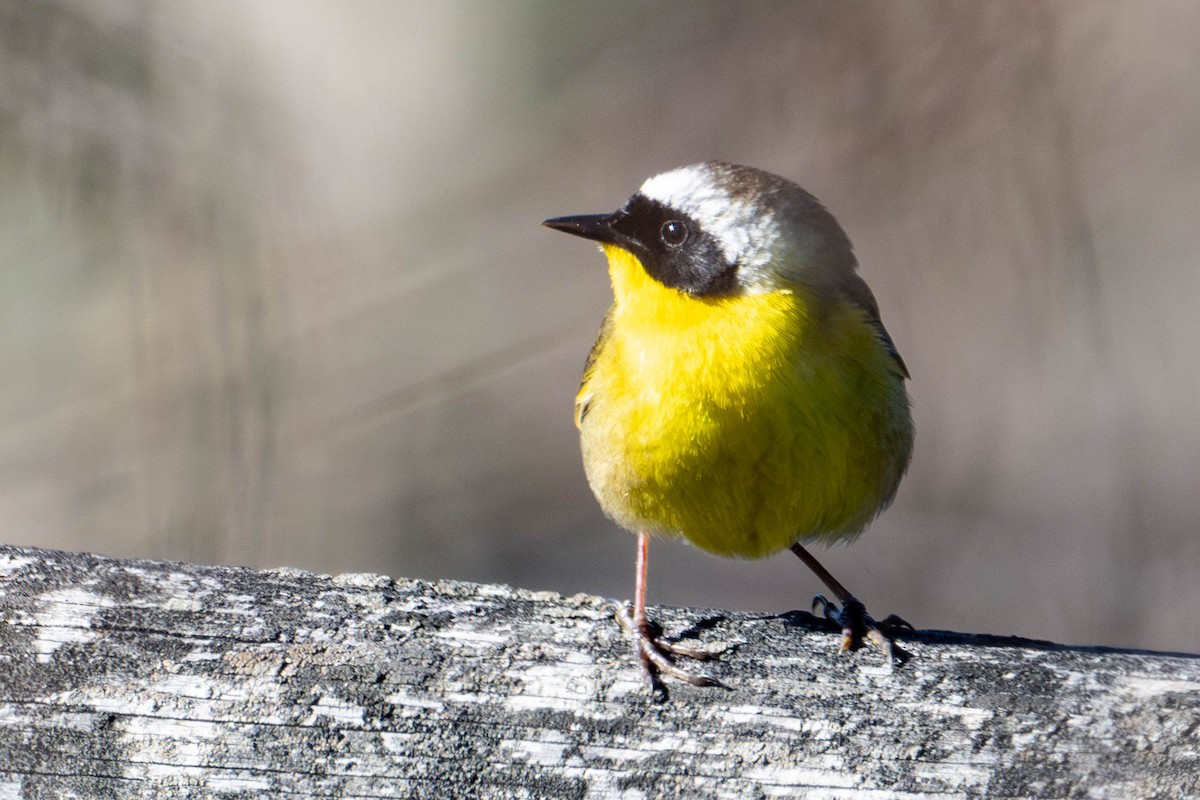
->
[[812, 594, 913, 667], [615, 602, 724, 692]]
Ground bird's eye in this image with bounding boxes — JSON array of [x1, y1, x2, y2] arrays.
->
[[660, 220, 688, 247]]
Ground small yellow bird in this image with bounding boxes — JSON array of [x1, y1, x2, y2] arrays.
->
[[544, 162, 913, 689]]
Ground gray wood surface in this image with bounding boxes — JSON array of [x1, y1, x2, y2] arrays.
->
[[0, 544, 1197, 799]]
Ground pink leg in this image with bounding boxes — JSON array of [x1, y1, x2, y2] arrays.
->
[[615, 532, 722, 689]]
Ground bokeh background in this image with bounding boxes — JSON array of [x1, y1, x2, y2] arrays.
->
[[2, 0, 1198, 652]]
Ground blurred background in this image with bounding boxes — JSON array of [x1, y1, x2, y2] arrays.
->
[[2, 0, 1198, 652]]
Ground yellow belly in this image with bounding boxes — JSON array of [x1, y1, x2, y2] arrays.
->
[[579, 247, 912, 558]]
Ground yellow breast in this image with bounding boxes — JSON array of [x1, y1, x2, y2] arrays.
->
[[578, 246, 912, 558]]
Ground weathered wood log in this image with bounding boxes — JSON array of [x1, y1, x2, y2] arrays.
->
[[0, 544, 1197, 799]]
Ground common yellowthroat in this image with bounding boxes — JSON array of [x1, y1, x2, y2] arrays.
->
[[544, 162, 913, 689]]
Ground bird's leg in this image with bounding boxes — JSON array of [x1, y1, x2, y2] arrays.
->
[[789, 542, 912, 662], [614, 531, 722, 690]]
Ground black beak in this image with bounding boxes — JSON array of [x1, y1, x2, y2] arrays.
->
[[542, 213, 621, 246]]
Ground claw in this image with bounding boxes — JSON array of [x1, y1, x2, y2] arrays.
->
[[812, 593, 833, 617], [615, 603, 724, 690], [790, 542, 911, 669], [878, 613, 916, 634], [809, 594, 906, 668]]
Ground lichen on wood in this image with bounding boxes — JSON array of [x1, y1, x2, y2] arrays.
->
[[0, 544, 1197, 799]]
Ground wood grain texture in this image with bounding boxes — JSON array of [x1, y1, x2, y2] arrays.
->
[[0, 544, 1197, 799]]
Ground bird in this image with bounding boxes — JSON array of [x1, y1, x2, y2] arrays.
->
[[543, 161, 913, 690]]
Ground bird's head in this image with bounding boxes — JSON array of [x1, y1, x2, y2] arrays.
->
[[544, 161, 857, 297]]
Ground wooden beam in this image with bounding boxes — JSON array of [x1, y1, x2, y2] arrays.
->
[[0, 544, 1197, 797]]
